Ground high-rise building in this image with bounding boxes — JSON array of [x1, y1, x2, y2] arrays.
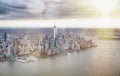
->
[[4, 32, 7, 41], [38, 34, 43, 45], [13, 39, 19, 56], [54, 25, 57, 40], [6, 44, 14, 59], [49, 37, 55, 49], [53, 25, 57, 48]]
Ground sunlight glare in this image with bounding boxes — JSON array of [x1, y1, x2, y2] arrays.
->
[[89, 0, 118, 17]]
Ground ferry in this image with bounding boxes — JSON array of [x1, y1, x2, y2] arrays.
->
[[15, 58, 29, 63], [15, 57, 34, 63]]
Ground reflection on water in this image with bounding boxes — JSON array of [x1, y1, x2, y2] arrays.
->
[[0, 40, 120, 76]]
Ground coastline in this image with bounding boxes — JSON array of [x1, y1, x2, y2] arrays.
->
[[97, 37, 120, 40]]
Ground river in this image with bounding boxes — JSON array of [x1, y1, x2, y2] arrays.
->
[[0, 40, 120, 76]]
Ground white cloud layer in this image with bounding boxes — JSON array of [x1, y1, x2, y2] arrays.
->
[[0, 18, 120, 28]]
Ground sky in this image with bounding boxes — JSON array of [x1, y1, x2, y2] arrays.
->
[[0, 0, 67, 19], [0, 0, 120, 28], [0, 0, 120, 19]]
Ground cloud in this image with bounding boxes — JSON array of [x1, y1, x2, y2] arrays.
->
[[0, 0, 68, 19], [3, 0, 118, 19]]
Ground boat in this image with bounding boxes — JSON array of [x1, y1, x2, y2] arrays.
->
[[15, 58, 29, 63], [15, 57, 34, 63], [67, 52, 71, 56]]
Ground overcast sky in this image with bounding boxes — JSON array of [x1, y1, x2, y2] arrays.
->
[[0, 0, 120, 19], [0, 0, 120, 28], [0, 0, 68, 19]]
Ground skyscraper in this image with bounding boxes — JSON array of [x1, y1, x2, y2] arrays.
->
[[4, 32, 7, 41], [53, 25, 57, 48], [13, 39, 19, 56], [54, 25, 57, 40]]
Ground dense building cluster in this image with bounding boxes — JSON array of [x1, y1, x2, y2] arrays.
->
[[0, 26, 97, 61]]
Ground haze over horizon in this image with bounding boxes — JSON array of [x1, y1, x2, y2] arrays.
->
[[0, 18, 120, 28]]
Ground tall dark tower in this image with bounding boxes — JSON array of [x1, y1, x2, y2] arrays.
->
[[53, 25, 57, 48], [4, 32, 7, 41]]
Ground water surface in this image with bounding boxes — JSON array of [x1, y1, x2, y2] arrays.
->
[[0, 40, 120, 76]]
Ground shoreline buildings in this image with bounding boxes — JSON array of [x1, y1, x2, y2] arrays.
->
[[0, 26, 97, 61]]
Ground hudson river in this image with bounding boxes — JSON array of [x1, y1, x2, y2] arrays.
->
[[0, 40, 120, 76]]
